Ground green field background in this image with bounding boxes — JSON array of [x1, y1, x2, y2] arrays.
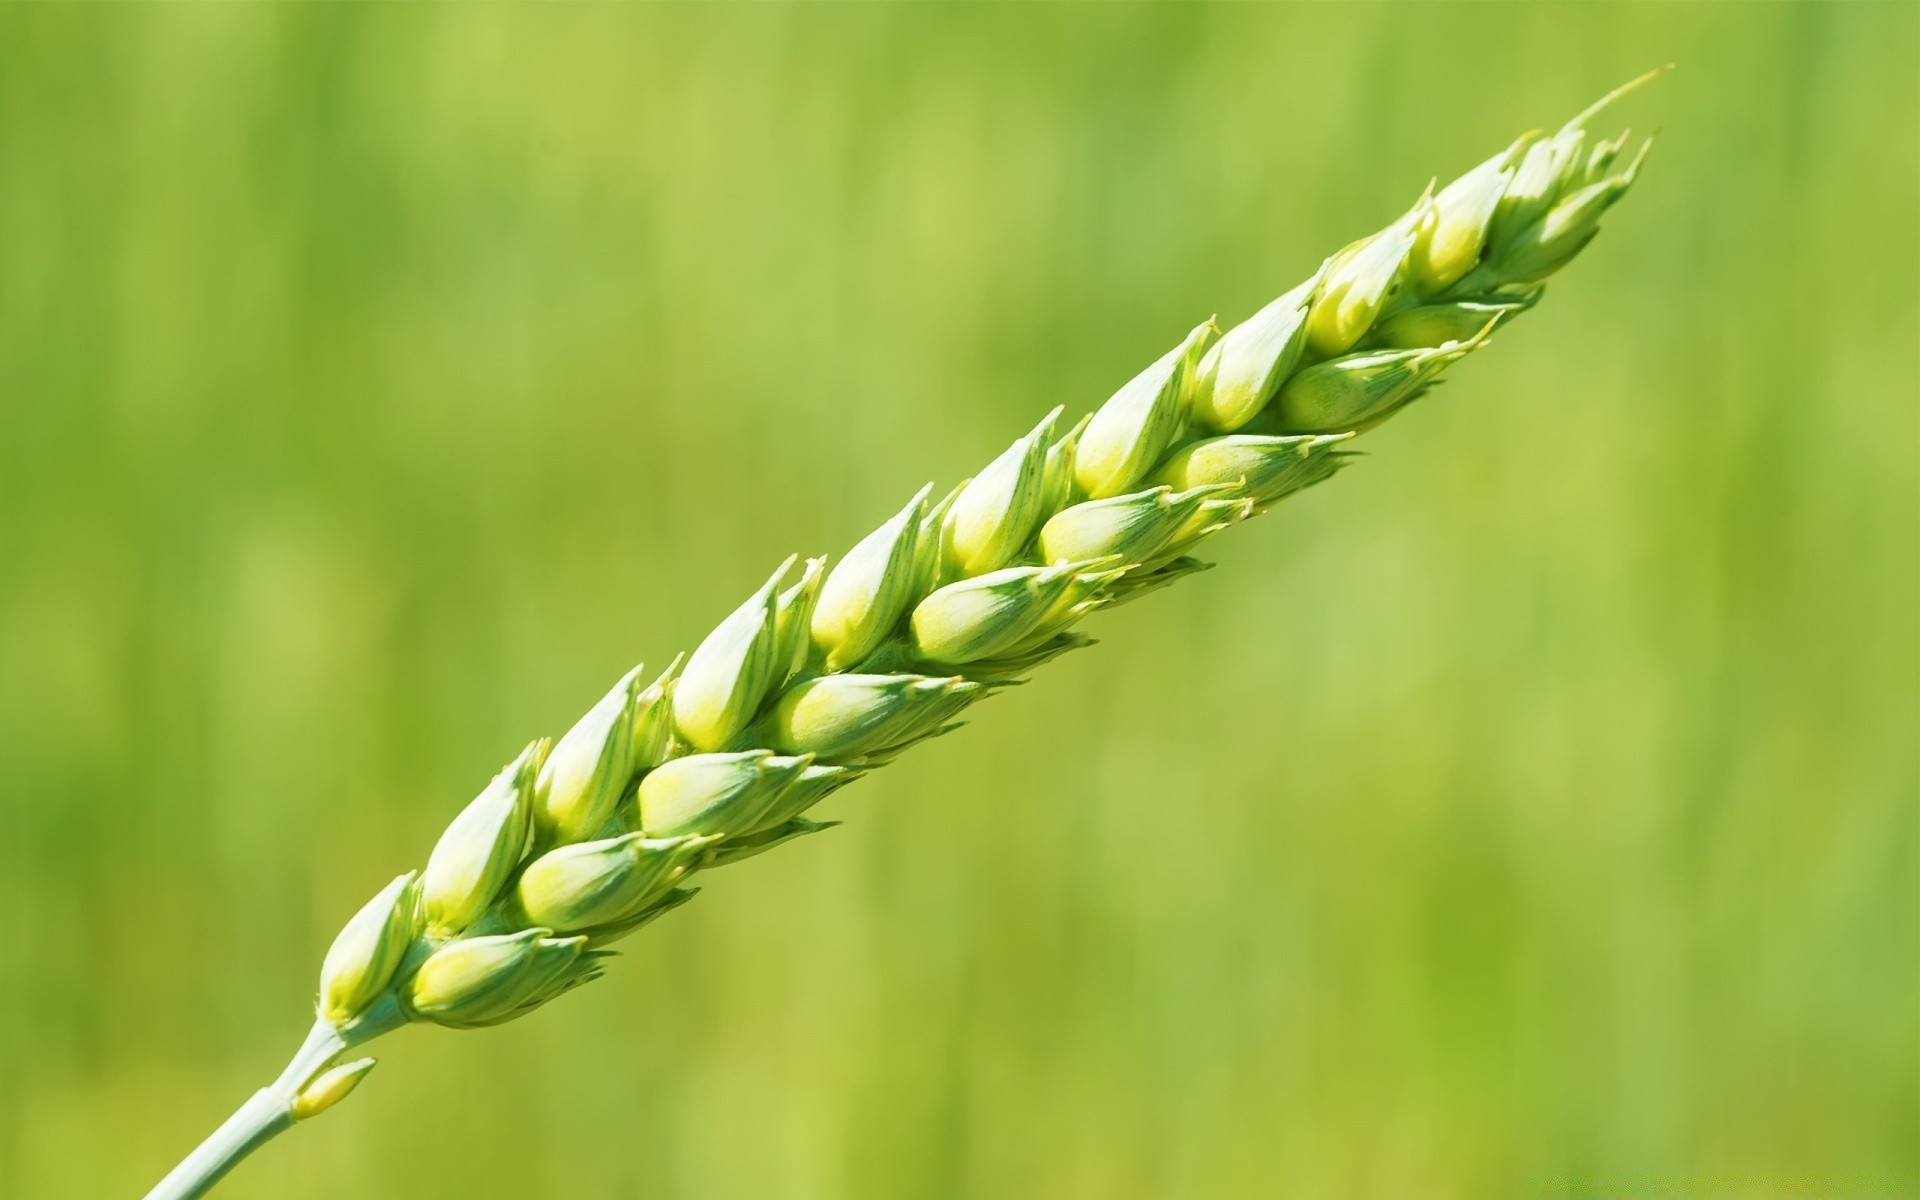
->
[[0, 5, 1913, 1198]]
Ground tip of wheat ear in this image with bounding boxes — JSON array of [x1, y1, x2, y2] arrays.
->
[[309, 74, 1657, 1043]]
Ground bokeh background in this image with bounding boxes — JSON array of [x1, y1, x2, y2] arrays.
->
[[0, 4, 1913, 1198]]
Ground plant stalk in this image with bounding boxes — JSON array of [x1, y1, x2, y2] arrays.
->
[[143, 999, 405, 1200]]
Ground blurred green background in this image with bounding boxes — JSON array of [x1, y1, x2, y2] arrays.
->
[[0, 4, 1913, 1198]]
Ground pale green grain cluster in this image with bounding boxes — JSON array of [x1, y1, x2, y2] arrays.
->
[[312, 77, 1656, 1041]]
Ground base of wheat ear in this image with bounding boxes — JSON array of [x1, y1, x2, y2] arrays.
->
[[145, 73, 1660, 1200]]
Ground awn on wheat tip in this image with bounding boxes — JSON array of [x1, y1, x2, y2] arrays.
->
[[143, 70, 1665, 1200]]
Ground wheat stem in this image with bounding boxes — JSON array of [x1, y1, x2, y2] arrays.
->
[[144, 1004, 404, 1200]]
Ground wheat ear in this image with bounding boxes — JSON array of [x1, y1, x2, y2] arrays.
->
[[144, 72, 1661, 1200]]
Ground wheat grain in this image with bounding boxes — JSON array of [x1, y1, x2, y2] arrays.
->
[[143, 71, 1661, 1200]]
